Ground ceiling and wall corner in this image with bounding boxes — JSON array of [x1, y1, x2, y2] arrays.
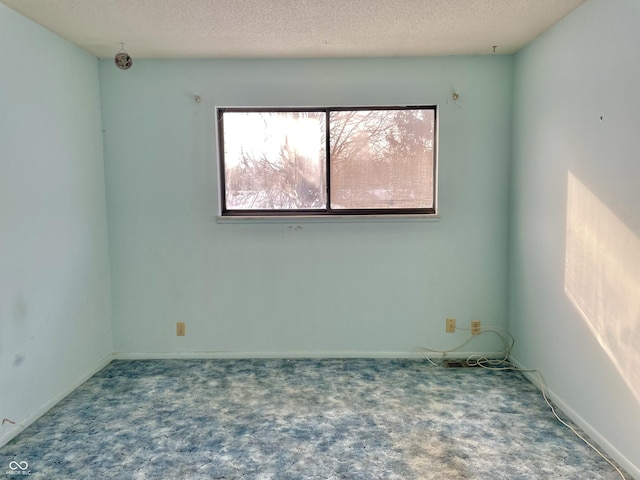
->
[[0, 0, 585, 59]]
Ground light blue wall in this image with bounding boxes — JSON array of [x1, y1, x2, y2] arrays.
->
[[510, 0, 640, 475], [0, 4, 112, 444], [99, 56, 513, 357]]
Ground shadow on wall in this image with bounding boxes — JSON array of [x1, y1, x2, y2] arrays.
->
[[564, 171, 640, 403]]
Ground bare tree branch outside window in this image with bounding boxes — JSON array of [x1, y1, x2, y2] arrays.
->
[[218, 106, 436, 215], [222, 111, 326, 210], [330, 109, 434, 209]]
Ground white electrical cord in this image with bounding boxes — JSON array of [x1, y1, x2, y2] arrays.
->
[[420, 325, 627, 480], [420, 326, 513, 362], [424, 356, 440, 367]]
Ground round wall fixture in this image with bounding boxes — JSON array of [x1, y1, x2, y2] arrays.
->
[[115, 44, 132, 70]]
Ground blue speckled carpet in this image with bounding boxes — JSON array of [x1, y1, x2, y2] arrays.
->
[[0, 359, 629, 479]]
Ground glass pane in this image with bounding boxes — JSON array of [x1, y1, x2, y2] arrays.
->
[[222, 111, 326, 210], [329, 109, 435, 209]]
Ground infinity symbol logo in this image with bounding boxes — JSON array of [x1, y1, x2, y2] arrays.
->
[[9, 461, 28, 471]]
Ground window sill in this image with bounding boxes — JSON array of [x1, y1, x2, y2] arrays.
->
[[215, 214, 440, 224]]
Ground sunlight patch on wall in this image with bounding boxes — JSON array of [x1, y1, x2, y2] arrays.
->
[[565, 172, 640, 402]]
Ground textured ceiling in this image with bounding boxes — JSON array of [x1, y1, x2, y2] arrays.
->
[[1, 0, 586, 59]]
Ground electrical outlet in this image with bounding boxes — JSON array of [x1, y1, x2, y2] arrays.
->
[[446, 318, 456, 333], [471, 320, 481, 335], [176, 322, 186, 336]]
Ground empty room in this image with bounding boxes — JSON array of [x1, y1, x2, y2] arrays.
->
[[1, 0, 639, 478]]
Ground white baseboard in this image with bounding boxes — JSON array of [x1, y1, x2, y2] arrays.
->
[[509, 355, 639, 480], [112, 350, 485, 360], [0, 353, 114, 448]]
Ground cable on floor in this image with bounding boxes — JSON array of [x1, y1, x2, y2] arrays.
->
[[419, 325, 628, 480]]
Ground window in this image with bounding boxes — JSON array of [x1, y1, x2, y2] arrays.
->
[[218, 106, 436, 217]]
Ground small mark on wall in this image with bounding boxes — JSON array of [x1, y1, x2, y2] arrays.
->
[[13, 354, 25, 367]]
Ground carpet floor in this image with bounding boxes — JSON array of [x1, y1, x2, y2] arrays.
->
[[0, 359, 630, 479]]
